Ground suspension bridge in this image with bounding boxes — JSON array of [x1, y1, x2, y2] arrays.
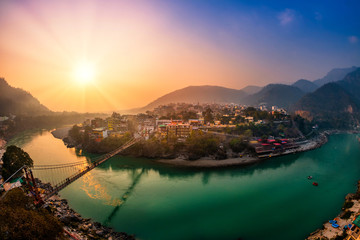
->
[[27, 137, 141, 200]]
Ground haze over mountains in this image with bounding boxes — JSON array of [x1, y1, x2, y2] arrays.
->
[[292, 79, 318, 93], [0, 78, 50, 116], [137, 66, 358, 112], [1, 66, 359, 122], [313, 66, 358, 87]]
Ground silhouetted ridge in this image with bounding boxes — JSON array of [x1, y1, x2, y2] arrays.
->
[[295, 83, 359, 113], [0, 78, 51, 115], [243, 84, 305, 108], [337, 67, 360, 103], [292, 79, 318, 93], [313, 66, 358, 87], [141, 85, 247, 111]]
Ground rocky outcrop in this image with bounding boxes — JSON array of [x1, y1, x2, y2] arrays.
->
[[36, 180, 135, 240]]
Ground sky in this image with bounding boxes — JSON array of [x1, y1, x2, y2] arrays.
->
[[0, 0, 359, 112]]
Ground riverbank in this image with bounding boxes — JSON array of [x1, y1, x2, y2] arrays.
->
[[307, 180, 360, 240], [55, 123, 329, 168], [156, 132, 328, 168], [37, 179, 135, 240], [157, 155, 263, 168], [51, 126, 72, 139], [10, 129, 360, 240]]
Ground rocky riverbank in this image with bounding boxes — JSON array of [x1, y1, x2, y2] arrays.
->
[[307, 181, 360, 240], [36, 180, 135, 240]]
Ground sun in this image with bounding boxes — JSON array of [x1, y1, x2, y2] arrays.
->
[[73, 62, 96, 85]]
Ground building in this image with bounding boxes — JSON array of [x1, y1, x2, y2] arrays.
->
[[158, 125, 168, 136], [156, 119, 172, 127], [108, 131, 125, 138], [188, 119, 204, 126], [107, 117, 128, 132], [91, 118, 106, 128], [83, 119, 91, 126], [0, 116, 9, 122], [92, 128, 108, 142], [347, 215, 360, 240], [167, 124, 191, 138], [245, 116, 254, 123]]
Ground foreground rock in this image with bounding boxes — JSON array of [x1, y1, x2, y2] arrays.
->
[[36, 180, 135, 240]]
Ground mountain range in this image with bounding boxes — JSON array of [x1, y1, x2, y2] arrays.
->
[[135, 66, 359, 112], [313, 66, 358, 87], [294, 68, 360, 127], [1, 66, 359, 128]]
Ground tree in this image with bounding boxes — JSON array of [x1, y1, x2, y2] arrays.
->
[[0, 188, 63, 240], [202, 108, 214, 124], [68, 125, 82, 143], [1, 145, 33, 180], [229, 138, 247, 153], [244, 129, 253, 138]]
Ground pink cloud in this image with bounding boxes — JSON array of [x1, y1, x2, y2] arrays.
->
[[278, 9, 296, 26]]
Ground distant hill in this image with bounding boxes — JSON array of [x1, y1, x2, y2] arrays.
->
[[130, 66, 360, 113], [292, 79, 318, 93], [295, 68, 360, 128], [0, 78, 51, 116], [240, 85, 262, 95], [140, 85, 247, 111], [243, 84, 305, 108], [337, 67, 360, 103], [313, 66, 358, 87], [295, 83, 359, 114]]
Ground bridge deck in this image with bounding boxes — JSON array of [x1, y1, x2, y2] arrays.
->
[[44, 138, 140, 200]]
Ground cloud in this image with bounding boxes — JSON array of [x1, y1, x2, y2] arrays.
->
[[278, 9, 296, 26], [348, 36, 358, 44]]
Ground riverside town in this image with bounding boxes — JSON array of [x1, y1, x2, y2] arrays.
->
[[1, 1, 360, 239]]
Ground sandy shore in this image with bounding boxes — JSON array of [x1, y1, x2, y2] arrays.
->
[[51, 126, 71, 139], [157, 156, 263, 168]]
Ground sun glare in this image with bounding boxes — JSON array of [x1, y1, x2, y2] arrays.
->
[[73, 62, 96, 85]]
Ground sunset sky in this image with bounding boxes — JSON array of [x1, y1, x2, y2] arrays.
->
[[1, 0, 359, 112]]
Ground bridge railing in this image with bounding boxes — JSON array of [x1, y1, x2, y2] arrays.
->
[[43, 137, 141, 199]]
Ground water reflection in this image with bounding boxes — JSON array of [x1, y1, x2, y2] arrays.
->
[[80, 171, 122, 207], [104, 169, 145, 224], [79, 151, 303, 186], [9, 130, 360, 240]]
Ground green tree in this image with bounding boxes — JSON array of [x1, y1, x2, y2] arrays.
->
[[229, 138, 247, 153], [0, 188, 63, 240], [202, 108, 214, 124], [244, 129, 253, 138], [1, 145, 33, 179], [68, 125, 82, 143]]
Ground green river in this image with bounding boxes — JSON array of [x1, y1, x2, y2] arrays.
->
[[7, 130, 360, 240]]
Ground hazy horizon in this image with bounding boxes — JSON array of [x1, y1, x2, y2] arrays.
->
[[1, 0, 360, 112]]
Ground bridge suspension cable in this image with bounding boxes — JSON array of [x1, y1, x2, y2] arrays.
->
[[32, 137, 141, 200]]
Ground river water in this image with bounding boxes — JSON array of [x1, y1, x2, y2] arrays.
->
[[7, 130, 360, 240]]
